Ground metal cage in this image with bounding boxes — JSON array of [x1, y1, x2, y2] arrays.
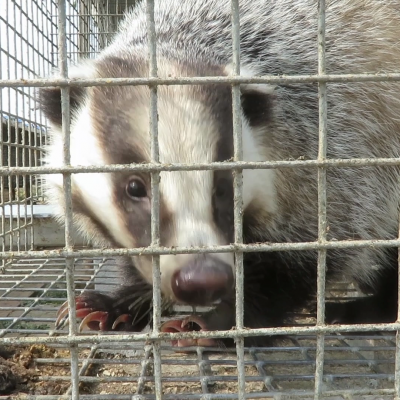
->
[[1, 0, 400, 399]]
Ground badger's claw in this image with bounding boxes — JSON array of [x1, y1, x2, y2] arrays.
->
[[79, 311, 110, 332], [161, 316, 218, 348], [55, 294, 139, 332], [55, 296, 112, 331], [112, 314, 133, 330], [55, 298, 97, 329]]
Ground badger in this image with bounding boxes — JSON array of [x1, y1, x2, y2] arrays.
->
[[39, 0, 400, 347]]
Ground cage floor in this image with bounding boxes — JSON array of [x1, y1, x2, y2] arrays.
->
[[0, 257, 397, 399]]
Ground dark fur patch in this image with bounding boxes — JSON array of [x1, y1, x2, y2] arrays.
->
[[91, 56, 149, 165], [241, 88, 274, 127], [97, 56, 144, 79], [196, 80, 235, 243], [111, 171, 152, 248], [212, 170, 234, 242], [325, 247, 399, 325], [37, 86, 85, 127], [90, 86, 148, 165]]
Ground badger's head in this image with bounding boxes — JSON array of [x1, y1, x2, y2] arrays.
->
[[39, 55, 277, 306]]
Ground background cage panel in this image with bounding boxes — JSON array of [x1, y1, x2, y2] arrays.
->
[[0, 0, 137, 268], [1, 0, 400, 399]]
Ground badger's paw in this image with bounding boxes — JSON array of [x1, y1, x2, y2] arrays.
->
[[55, 293, 134, 332], [160, 316, 219, 349]]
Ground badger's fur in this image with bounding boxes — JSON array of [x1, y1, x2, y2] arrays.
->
[[40, 0, 400, 346]]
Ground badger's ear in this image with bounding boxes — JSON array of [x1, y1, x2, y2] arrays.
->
[[240, 83, 275, 127], [37, 62, 94, 129], [37, 84, 85, 128]]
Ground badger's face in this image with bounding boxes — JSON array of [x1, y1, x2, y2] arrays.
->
[[40, 56, 277, 306]]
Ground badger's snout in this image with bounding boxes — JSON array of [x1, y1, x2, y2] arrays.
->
[[171, 256, 234, 306]]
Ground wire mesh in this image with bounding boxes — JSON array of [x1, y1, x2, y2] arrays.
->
[[1, 0, 400, 399], [0, 0, 134, 269], [0, 257, 398, 399]]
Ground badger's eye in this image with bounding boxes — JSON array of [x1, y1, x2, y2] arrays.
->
[[126, 178, 147, 200]]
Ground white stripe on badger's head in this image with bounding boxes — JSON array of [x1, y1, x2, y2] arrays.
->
[[155, 87, 235, 295]]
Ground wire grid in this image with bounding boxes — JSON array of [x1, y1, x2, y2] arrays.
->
[[0, 0, 51, 266], [0, 257, 398, 399], [0, 0, 132, 266], [1, 0, 400, 399]]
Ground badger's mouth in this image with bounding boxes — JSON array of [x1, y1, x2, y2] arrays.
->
[[160, 315, 218, 348]]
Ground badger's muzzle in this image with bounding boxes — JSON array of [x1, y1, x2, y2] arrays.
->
[[171, 256, 234, 306]]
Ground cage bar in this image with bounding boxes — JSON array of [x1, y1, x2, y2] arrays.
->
[[314, 0, 328, 398], [229, 0, 246, 398], [144, 0, 163, 398]]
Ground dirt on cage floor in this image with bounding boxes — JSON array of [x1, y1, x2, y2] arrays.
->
[[0, 344, 71, 396], [0, 343, 271, 397], [0, 334, 397, 399], [0, 345, 274, 399]]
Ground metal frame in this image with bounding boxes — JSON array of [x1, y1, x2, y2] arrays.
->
[[1, 0, 400, 399]]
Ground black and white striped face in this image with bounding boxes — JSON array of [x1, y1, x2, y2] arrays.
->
[[40, 56, 277, 305]]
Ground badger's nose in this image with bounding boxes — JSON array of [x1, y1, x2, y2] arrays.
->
[[171, 257, 234, 306]]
